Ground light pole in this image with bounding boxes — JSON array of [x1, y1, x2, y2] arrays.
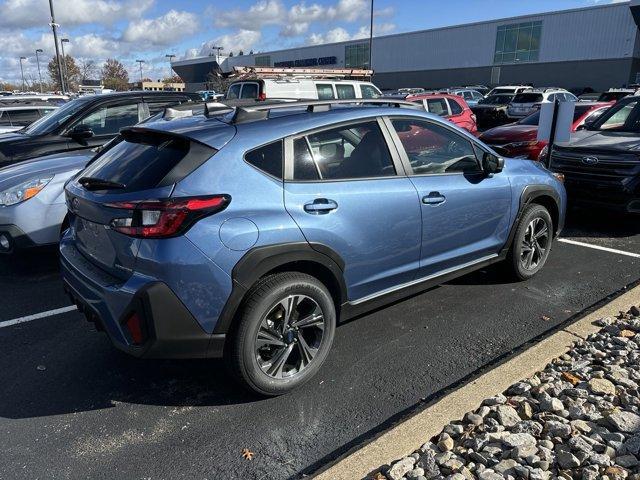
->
[[165, 54, 175, 80], [61, 38, 70, 90], [19, 56, 26, 92], [368, 0, 374, 72], [136, 59, 145, 87], [35, 49, 44, 93], [48, 0, 65, 93]]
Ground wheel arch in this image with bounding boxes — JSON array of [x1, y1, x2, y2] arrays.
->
[[521, 185, 561, 236], [213, 242, 347, 334]]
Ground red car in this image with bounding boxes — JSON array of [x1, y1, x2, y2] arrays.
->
[[479, 102, 612, 160], [406, 93, 478, 135]]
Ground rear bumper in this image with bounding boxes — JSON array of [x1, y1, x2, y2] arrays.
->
[[60, 238, 226, 358]]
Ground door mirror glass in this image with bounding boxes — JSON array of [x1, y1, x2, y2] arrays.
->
[[482, 152, 504, 174]]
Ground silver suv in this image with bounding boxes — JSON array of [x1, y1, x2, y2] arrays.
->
[[507, 88, 577, 119]]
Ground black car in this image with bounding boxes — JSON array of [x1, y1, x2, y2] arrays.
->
[[550, 96, 640, 213], [0, 91, 201, 168], [470, 93, 515, 129]]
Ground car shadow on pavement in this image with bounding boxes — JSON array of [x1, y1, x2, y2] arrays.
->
[[561, 207, 640, 240], [0, 246, 60, 278]]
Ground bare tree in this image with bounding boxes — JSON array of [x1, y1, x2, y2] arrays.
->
[[78, 58, 98, 81]]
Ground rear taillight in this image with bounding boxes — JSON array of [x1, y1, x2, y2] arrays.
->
[[106, 195, 230, 238], [471, 113, 477, 122], [258, 92, 267, 101]]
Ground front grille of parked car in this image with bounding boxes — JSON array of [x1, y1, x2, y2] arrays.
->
[[551, 149, 640, 186]]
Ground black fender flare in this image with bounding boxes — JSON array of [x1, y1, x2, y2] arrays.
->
[[500, 184, 562, 256], [213, 242, 347, 334]]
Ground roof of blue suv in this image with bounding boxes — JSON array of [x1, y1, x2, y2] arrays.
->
[[135, 102, 439, 151]]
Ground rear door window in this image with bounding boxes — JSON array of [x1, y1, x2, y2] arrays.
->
[[513, 93, 543, 103], [426, 98, 449, 117], [336, 84, 356, 99], [245, 141, 283, 179], [316, 84, 335, 100], [448, 98, 463, 115], [79, 132, 216, 192], [292, 120, 395, 180]]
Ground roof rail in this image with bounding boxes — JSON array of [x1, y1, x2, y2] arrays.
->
[[229, 98, 421, 124], [232, 66, 374, 80]]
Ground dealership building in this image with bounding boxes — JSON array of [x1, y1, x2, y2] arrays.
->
[[172, 1, 640, 92]]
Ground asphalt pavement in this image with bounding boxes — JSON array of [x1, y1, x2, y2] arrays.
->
[[0, 208, 639, 480]]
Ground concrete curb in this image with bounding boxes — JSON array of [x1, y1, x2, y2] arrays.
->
[[313, 285, 640, 480]]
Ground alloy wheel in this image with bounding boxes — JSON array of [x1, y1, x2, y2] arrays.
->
[[520, 217, 550, 270], [254, 294, 326, 379]]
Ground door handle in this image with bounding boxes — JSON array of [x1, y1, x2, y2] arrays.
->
[[304, 198, 338, 214], [422, 192, 446, 205]]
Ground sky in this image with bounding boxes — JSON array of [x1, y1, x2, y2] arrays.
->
[[0, 0, 626, 86]]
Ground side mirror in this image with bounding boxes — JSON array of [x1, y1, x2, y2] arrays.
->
[[70, 124, 94, 139], [482, 152, 504, 174]]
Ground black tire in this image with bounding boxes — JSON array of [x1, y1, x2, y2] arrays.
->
[[226, 272, 336, 396], [505, 203, 553, 281]]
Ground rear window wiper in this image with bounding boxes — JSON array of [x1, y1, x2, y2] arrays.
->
[[78, 176, 126, 191]]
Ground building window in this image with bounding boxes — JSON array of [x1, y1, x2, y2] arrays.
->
[[345, 43, 370, 69], [494, 21, 542, 64], [255, 55, 271, 67]]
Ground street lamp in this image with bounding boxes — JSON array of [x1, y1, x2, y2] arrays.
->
[[35, 49, 44, 93], [61, 38, 69, 90], [136, 59, 145, 86], [19, 56, 26, 92], [48, 0, 65, 93], [368, 0, 374, 72], [165, 54, 175, 79], [211, 45, 223, 64]]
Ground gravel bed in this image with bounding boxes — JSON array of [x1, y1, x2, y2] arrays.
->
[[379, 305, 640, 480]]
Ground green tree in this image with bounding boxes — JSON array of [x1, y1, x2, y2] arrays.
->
[[102, 58, 129, 91], [47, 55, 81, 91], [162, 75, 183, 84]]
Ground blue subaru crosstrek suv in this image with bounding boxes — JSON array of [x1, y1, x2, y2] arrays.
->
[[61, 99, 566, 395]]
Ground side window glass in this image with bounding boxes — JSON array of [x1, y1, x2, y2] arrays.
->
[[75, 103, 139, 136], [245, 141, 283, 179], [240, 83, 258, 99], [147, 100, 182, 116], [293, 138, 320, 180], [9, 109, 40, 126], [316, 84, 335, 100], [336, 84, 356, 99], [391, 119, 481, 175], [0, 112, 11, 126], [227, 84, 241, 99], [361, 84, 380, 99], [426, 99, 448, 117], [448, 99, 463, 115], [294, 120, 395, 180]]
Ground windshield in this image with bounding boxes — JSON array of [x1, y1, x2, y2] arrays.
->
[[590, 99, 640, 132], [479, 94, 513, 105], [22, 98, 88, 135]]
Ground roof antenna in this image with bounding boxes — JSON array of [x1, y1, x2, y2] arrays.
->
[[204, 102, 234, 117]]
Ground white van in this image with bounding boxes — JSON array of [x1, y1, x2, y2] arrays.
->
[[226, 78, 383, 101]]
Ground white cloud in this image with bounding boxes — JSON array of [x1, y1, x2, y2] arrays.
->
[[199, 30, 262, 56], [0, 0, 153, 29], [123, 10, 199, 47], [307, 22, 395, 45], [214, 0, 285, 30]]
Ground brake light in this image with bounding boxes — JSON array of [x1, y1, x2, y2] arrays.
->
[[258, 92, 267, 101], [107, 195, 230, 238]]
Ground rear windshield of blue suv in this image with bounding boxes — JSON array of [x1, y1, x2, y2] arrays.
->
[[80, 132, 216, 192]]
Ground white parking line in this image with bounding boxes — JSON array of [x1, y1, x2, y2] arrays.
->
[[559, 238, 640, 259], [0, 305, 78, 329]]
